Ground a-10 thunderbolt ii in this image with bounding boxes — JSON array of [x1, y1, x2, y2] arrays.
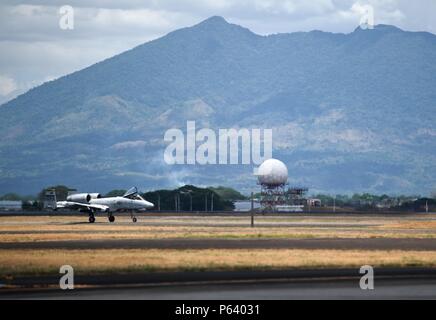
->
[[44, 187, 154, 223]]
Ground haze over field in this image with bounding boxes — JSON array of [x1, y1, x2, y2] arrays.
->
[[0, 16, 435, 195]]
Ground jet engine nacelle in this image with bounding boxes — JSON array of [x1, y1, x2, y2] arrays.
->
[[88, 193, 101, 199], [67, 193, 91, 203]]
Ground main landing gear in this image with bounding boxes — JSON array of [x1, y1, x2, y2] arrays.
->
[[88, 213, 96, 223], [108, 214, 115, 223]]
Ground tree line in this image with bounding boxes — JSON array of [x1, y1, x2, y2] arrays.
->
[[1, 186, 435, 212]]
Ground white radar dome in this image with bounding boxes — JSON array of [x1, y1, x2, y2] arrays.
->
[[257, 159, 288, 186]]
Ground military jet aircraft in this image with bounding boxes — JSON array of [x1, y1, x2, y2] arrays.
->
[[45, 187, 154, 223]]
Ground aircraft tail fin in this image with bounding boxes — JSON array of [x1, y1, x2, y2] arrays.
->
[[43, 189, 57, 210]]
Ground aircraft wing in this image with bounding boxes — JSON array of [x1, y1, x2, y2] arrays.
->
[[56, 201, 109, 212]]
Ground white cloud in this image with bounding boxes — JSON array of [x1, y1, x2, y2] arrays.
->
[[10, 4, 45, 16], [252, 0, 335, 16], [314, 109, 345, 125], [0, 75, 17, 96], [0, 0, 435, 104], [111, 140, 147, 150]]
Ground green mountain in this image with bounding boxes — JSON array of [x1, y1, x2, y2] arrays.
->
[[0, 16, 435, 195]]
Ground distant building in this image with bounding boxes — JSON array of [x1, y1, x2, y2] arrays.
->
[[276, 205, 304, 213], [307, 198, 322, 207], [0, 200, 22, 211], [233, 200, 261, 212]]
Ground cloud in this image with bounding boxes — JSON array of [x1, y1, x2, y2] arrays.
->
[[314, 109, 345, 125], [111, 140, 147, 150], [0, 0, 435, 104], [414, 128, 436, 137], [0, 75, 17, 96]]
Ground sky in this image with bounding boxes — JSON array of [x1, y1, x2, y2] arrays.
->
[[0, 0, 435, 105]]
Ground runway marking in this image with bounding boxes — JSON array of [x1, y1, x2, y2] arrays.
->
[[1, 238, 436, 250]]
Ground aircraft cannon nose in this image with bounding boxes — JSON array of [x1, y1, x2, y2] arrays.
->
[[143, 200, 154, 209]]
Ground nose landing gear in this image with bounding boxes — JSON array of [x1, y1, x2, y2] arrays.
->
[[108, 214, 115, 223], [130, 211, 138, 223]]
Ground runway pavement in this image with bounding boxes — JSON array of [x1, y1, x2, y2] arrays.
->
[[2, 267, 436, 293], [3, 276, 436, 300], [63, 278, 436, 300], [2, 237, 436, 250], [1, 213, 436, 299]]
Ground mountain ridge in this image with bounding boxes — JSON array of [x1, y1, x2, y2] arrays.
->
[[0, 16, 435, 195]]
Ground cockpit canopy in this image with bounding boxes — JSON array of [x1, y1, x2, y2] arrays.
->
[[122, 187, 145, 200]]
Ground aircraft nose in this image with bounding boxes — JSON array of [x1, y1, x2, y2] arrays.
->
[[145, 201, 154, 208]]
